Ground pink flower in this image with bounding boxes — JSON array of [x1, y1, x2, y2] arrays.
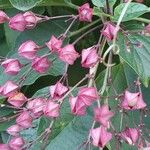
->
[[78, 3, 93, 22], [69, 96, 87, 116], [1, 59, 22, 75], [7, 124, 22, 136], [120, 128, 139, 145], [43, 101, 60, 118], [23, 11, 38, 29], [145, 24, 150, 33], [59, 44, 79, 65], [9, 136, 25, 150], [16, 111, 32, 129], [101, 22, 117, 41], [94, 105, 114, 127], [9, 13, 27, 31], [0, 10, 9, 24], [7, 92, 27, 108], [0, 81, 18, 97], [90, 126, 112, 148], [32, 56, 51, 73], [18, 40, 39, 59], [78, 87, 98, 106], [46, 35, 62, 53], [8, 12, 40, 31], [121, 91, 147, 110], [0, 144, 11, 150], [81, 46, 99, 68], [27, 98, 46, 118], [50, 82, 68, 100]]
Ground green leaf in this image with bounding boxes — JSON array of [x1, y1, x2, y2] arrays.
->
[[46, 115, 93, 150], [64, 0, 77, 9], [117, 32, 150, 86], [0, 107, 14, 117], [8, 0, 70, 11], [0, 0, 70, 10], [9, 0, 43, 11], [0, 0, 11, 9], [113, 2, 149, 22], [96, 63, 127, 93], [0, 120, 15, 132], [92, 0, 116, 7]]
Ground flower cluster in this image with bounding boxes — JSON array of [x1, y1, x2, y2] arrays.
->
[[0, 1, 149, 150]]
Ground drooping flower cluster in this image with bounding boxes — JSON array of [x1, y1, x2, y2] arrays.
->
[[0, 1, 149, 150], [0, 80, 69, 149]]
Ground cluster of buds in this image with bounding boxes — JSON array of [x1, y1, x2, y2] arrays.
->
[[0, 11, 44, 31], [0, 1, 149, 150], [0, 3, 93, 33], [0, 80, 69, 149]]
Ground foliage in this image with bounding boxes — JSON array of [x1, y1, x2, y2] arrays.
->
[[0, 0, 150, 150]]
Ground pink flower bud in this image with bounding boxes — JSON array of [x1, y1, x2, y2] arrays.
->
[[0, 144, 11, 150], [0, 81, 18, 97], [18, 40, 39, 59], [9, 13, 27, 32], [69, 96, 87, 116], [81, 46, 99, 68], [0, 10, 9, 24], [43, 100, 60, 118], [121, 91, 147, 110], [46, 35, 62, 53], [78, 87, 98, 106], [94, 105, 114, 127], [16, 111, 32, 129], [145, 24, 150, 33], [9, 136, 25, 150], [27, 98, 46, 118], [7, 124, 22, 136], [31, 56, 51, 73], [7, 92, 27, 108], [1, 59, 22, 75], [78, 3, 93, 22], [101, 22, 117, 41], [50, 82, 68, 100], [58, 44, 79, 65], [23, 11, 38, 29], [120, 128, 139, 145], [90, 126, 112, 148]]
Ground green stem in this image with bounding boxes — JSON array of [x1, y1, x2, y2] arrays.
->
[[100, 66, 109, 95], [69, 19, 101, 38], [100, 12, 112, 18], [133, 17, 150, 24], [94, 10, 150, 24], [120, 111, 123, 131], [62, 0, 78, 9], [113, 0, 133, 52]]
